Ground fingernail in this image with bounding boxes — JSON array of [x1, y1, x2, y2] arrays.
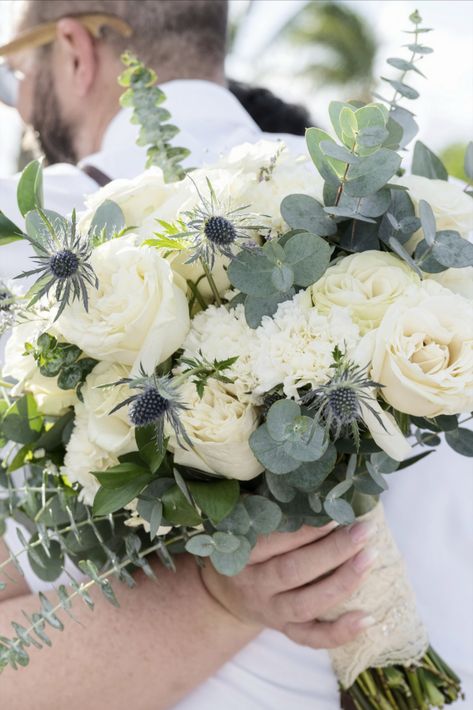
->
[[349, 520, 377, 544], [352, 546, 379, 574], [354, 614, 376, 631]]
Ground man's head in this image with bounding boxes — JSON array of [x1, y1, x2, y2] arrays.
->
[[5, 0, 228, 164]]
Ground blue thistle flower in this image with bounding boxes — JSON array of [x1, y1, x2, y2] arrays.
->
[[302, 355, 384, 449], [109, 368, 191, 451], [15, 210, 98, 319], [163, 177, 262, 269]]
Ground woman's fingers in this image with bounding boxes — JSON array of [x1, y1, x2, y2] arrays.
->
[[257, 520, 377, 593], [273, 546, 378, 623], [248, 522, 338, 565], [283, 611, 375, 650]]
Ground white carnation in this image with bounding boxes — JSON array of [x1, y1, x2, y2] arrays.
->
[[252, 291, 360, 399], [181, 304, 258, 401]]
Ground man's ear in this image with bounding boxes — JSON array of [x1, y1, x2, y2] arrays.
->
[[54, 18, 97, 97]]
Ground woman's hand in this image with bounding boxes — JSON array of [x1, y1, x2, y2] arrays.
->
[[200, 520, 378, 649]]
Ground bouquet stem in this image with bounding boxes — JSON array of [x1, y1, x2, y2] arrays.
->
[[341, 647, 464, 710]]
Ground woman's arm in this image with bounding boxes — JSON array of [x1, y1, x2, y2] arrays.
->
[[0, 521, 375, 710]]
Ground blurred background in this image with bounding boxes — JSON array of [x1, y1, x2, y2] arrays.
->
[[1, 0, 472, 178]]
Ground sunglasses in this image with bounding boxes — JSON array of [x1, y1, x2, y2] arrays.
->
[[0, 13, 132, 108]]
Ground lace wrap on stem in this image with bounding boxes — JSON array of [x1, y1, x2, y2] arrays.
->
[[324, 503, 429, 689]]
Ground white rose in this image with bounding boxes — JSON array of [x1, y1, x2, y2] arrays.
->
[[80, 361, 137, 457], [368, 281, 473, 417], [394, 174, 473, 251], [167, 379, 264, 481], [311, 251, 420, 334], [62, 403, 118, 505], [79, 168, 185, 235], [55, 235, 190, 373], [2, 321, 76, 416], [426, 266, 473, 299]]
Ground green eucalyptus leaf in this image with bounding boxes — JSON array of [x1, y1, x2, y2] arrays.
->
[[89, 199, 126, 241], [244, 496, 282, 534], [271, 263, 294, 292], [280, 194, 337, 237], [404, 43, 433, 54], [320, 140, 358, 164], [212, 532, 241, 553], [381, 78, 419, 100], [266, 399, 301, 442], [387, 57, 426, 77], [215, 501, 251, 535], [415, 240, 446, 273], [418, 200, 436, 246], [431, 230, 473, 268], [389, 236, 423, 276], [284, 443, 337, 491], [250, 423, 300, 474], [339, 107, 357, 139], [27, 539, 64, 582], [306, 128, 344, 186], [284, 232, 332, 286], [185, 534, 215, 556], [17, 160, 44, 218], [357, 125, 389, 149], [265, 471, 297, 503], [345, 149, 401, 198], [390, 106, 419, 148], [210, 536, 251, 576], [324, 497, 355, 525], [136, 499, 163, 539], [412, 141, 448, 181], [227, 250, 277, 297], [445, 428, 473, 457], [244, 289, 294, 329]]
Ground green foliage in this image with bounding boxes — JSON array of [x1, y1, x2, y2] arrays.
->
[[119, 52, 190, 182], [228, 232, 332, 327], [25, 332, 97, 394], [412, 141, 448, 181], [88, 199, 126, 244], [16, 159, 44, 218], [439, 142, 471, 182], [177, 352, 239, 399], [250, 400, 327, 474], [0, 210, 24, 246]]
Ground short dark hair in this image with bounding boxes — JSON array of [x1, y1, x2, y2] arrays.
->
[[19, 0, 228, 78]]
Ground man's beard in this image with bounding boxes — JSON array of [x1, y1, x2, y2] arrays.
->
[[31, 61, 77, 166]]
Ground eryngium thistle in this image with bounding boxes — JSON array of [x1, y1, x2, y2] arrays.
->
[[15, 209, 98, 319], [166, 177, 261, 269], [302, 360, 384, 448], [110, 368, 191, 451]]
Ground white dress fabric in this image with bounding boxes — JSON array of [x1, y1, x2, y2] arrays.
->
[[1, 80, 472, 709]]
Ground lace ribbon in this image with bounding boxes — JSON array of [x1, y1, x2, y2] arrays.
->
[[323, 503, 429, 689]]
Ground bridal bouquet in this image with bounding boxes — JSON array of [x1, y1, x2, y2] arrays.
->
[[1, 11, 472, 709]]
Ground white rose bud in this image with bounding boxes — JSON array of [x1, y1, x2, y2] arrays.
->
[[55, 235, 190, 373], [311, 251, 419, 334], [80, 361, 137, 457], [369, 281, 473, 417], [167, 379, 264, 481]]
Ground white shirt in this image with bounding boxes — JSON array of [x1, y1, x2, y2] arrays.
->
[[1, 80, 472, 709]]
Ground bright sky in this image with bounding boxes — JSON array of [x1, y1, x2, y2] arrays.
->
[[1, 0, 472, 177]]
